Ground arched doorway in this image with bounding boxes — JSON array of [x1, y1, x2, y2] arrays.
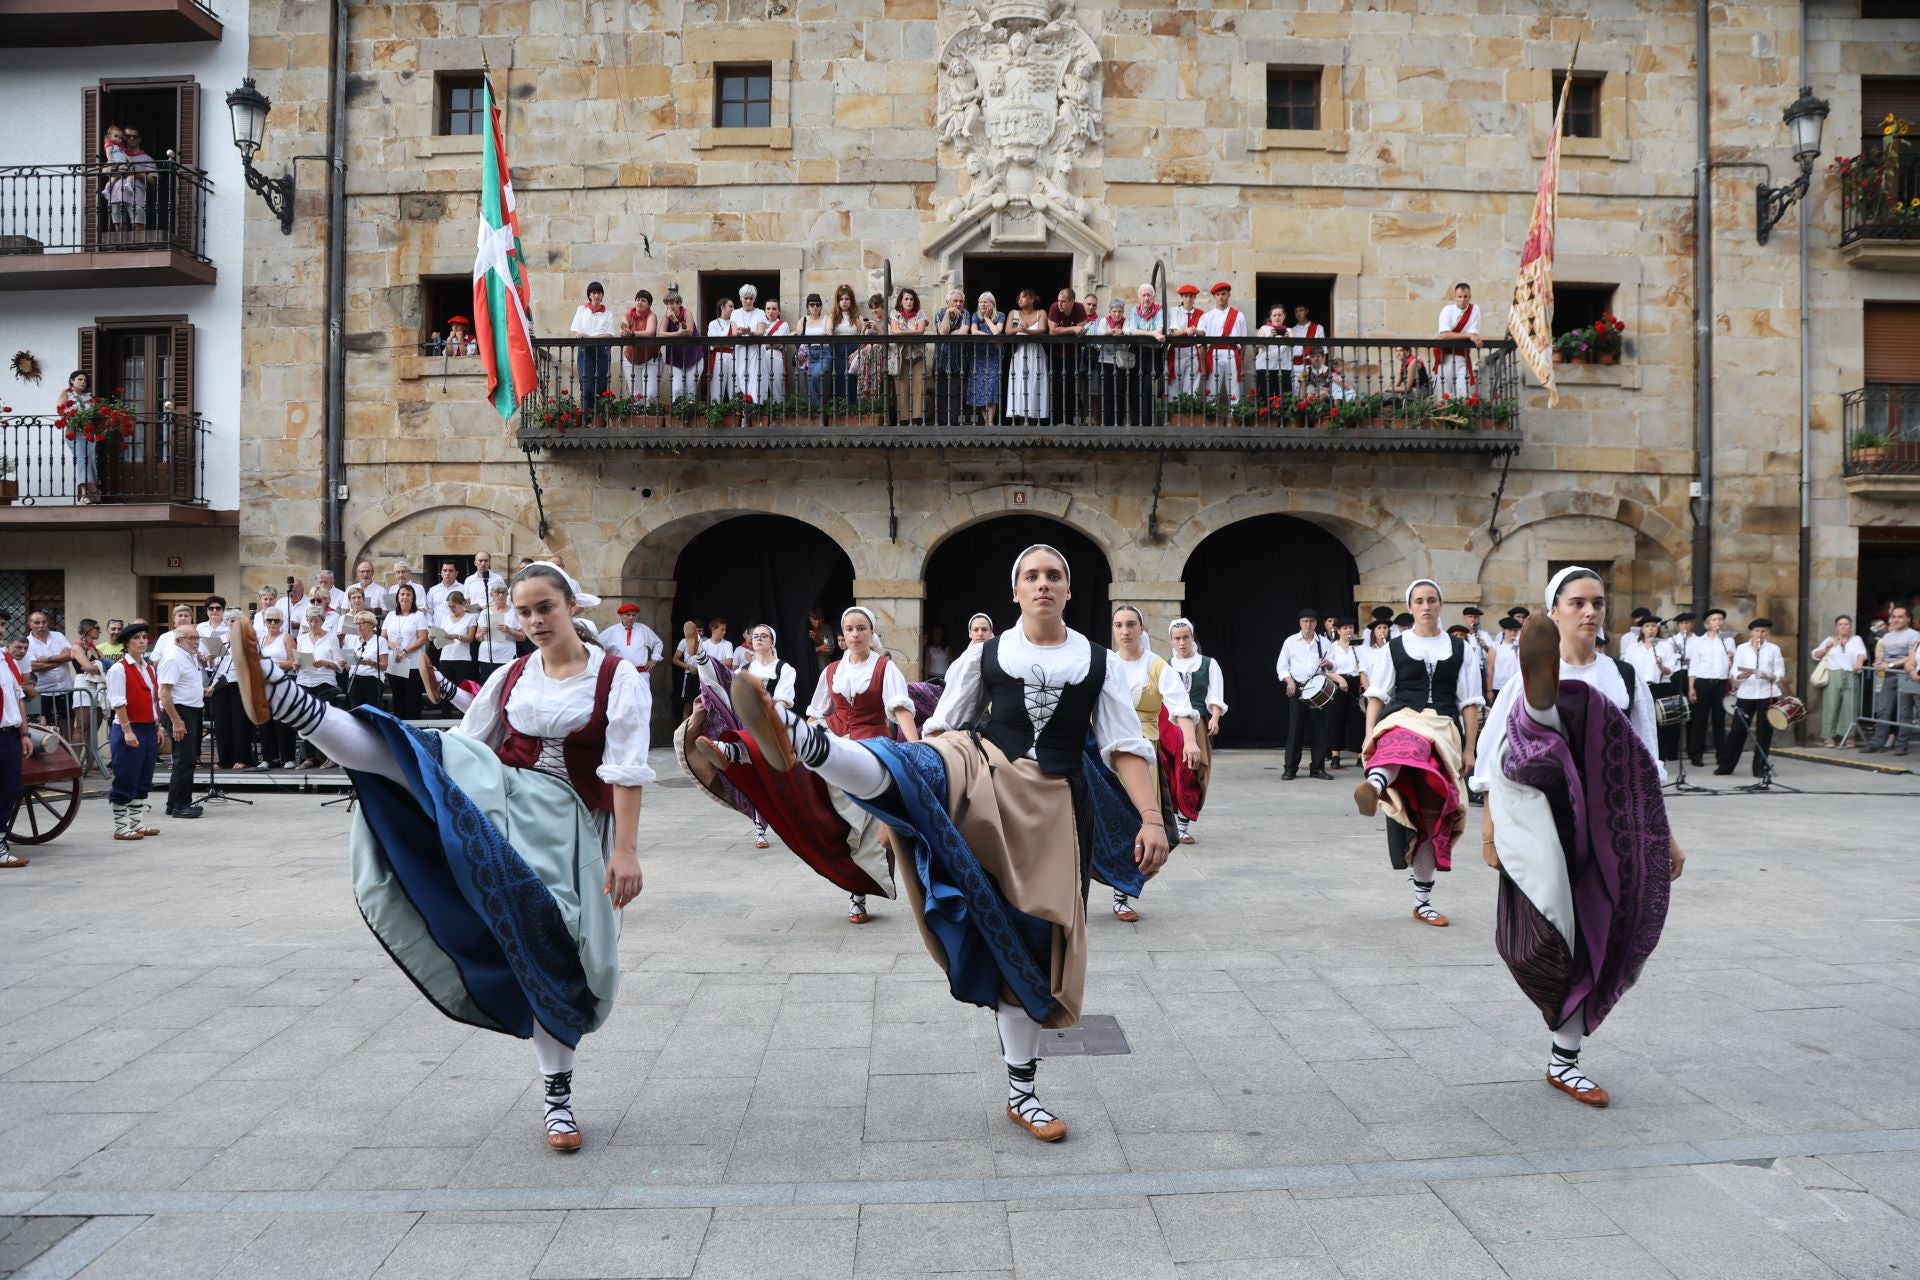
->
[[670, 515, 855, 689], [923, 515, 1112, 652], [1181, 515, 1359, 748]]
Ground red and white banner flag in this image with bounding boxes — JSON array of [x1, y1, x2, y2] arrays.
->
[[1507, 66, 1574, 408]]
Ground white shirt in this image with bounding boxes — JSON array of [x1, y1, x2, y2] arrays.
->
[[570, 304, 618, 338], [926, 643, 954, 679], [598, 621, 664, 668], [1472, 653, 1666, 792], [258, 629, 294, 679], [318, 586, 350, 611], [436, 607, 477, 662], [382, 612, 428, 676], [1253, 324, 1289, 371], [197, 619, 233, 682], [1363, 630, 1487, 708], [807, 651, 913, 720], [1685, 631, 1736, 681], [25, 631, 74, 693], [1197, 305, 1249, 359], [427, 581, 462, 615], [346, 633, 385, 679], [1815, 635, 1867, 673], [925, 625, 1153, 770], [731, 306, 768, 339], [1114, 648, 1198, 721], [156, 646, 204, 709], [1276, 632, 1332, 685], [1732, 640, 1786, 701], [296, 630, 343, 689], [459, 650, 656, 790], [1436, 302, 1481, 357], [0, 655, 24, 728], [1624, 635, 1668, 688], [353, 580, 389, 611], [461, 573, 502, 613], [1490, 637, 1521, 691], [700, 637, 736, 667], [1286, 321, 1324, 367], [1323, 643, 1361, 680], [1169, 651, 1228, 714], [742, 655, 798, 707], [475, 606, 521, 663]]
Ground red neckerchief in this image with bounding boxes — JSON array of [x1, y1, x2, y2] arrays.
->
[[1134, 303, 1160, 322], [586, 302, 605, 314]]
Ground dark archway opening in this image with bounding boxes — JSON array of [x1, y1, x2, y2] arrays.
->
[[670, 515, 854, 691], [923, 515, 1112, 659], [1181, 515, 1359, 748]]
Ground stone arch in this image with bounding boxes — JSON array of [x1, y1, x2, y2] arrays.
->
[[1155, 488, 1431, 600], [1469, 490, 1689, 571], [349, 491, 554, 577], [614, 489, 874, 589], [1475, 506, 1689, 624], [894, 483, 1135, 583]]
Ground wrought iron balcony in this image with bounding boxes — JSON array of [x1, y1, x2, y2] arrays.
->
[[0, 411, 221, 526], [0, 0, 219, 46], [0, 161, 215, 290], [1843, 385, 1920, 498], [1837, 141, 1920, 268], [514, 333, 1523, 453]]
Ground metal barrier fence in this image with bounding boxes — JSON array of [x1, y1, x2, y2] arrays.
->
[[520, 333, 1522, 437]]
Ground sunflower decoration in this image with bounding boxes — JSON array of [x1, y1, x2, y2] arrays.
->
[[11, 351, 42, 385]]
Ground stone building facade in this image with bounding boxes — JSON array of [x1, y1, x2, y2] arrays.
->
[[235, 0, 1920, 735]]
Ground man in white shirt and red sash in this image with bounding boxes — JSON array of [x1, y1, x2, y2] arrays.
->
[[598, 604, 664, 673], [1286, 303, 1324, 399], [1166, 284, 1204, 402], [1434, 282, 1483, 400], [1197, 281, 1248, 404]]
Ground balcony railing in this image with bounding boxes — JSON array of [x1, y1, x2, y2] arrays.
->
[[1843, 384, 1920, 476], [515, 334, 1523, 452], [0, 0, 222, 46], [0, 411, 210, 507], [0, 161, 214, 289], [1838, 144, 1920, 248]]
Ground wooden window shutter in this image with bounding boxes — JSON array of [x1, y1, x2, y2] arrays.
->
[[1861, 78, 1920, 141], [173, 82, 199, 168], [82, 86, 100, 248], [167, 322, 194, 414], [1864, 302, 1920, 383], [171, 83, 201, 254], [77, 326, 98, 390]]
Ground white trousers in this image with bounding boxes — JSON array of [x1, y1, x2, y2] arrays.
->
[[1204, 356, 1242, 403], [622, 357, 661, 402], [1437, 356, 1474, 399]]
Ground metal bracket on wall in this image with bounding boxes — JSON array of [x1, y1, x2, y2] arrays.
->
[[522, 443, 551, 541], [1485, 446, 1516, 547], [886, 449, 898, 542], [1147, 449, 1167, 543]]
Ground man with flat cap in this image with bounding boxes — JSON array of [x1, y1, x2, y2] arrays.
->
[[104, 622, 163, 842], [1197, 282, 1249, 405], [1716, 618, 1785, 776], [1276, 607, 1335, 780], [1167, 285, 1205, 402], [598, 604, 664, 674]]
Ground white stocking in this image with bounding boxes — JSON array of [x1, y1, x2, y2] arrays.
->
[[795, 717, 892, 800], [995, 999, 1044, 1066], [531, 1021, 577, 1075]]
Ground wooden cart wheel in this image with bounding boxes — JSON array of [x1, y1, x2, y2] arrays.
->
[[10, 772, 80, 845]]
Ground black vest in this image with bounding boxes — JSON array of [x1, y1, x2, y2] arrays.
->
[[978, 633, 1107, 777], [1384, 633, 1467, 718]]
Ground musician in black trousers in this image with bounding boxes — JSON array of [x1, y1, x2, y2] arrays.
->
[[1276, 608, 1334, 780]]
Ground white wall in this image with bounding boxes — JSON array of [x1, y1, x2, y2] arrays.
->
[[0, 11, 252, 511]]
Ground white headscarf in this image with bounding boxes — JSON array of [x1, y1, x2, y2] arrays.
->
[[1167, 616, 1202, 655], [967, 612, 993, 630], [1405, 578, 1442, 606], [1544, 564, 1600, 613], [518, 560, 601, 609], [840, 606, 885, 656], [1011, 544, 1070, 590]]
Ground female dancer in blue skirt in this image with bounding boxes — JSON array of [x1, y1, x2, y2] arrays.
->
[[233, 562, 651, 1152]]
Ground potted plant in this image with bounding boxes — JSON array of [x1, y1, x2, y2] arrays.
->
[[535, 392, 582, 432], [1850, 426, 1890, 469], [0, 455, 15, 506], [1168, 392, 1206, 428], [669, 393, 700, 427], [56, 391, 138, 448], [851, 397, 886, 428], [1591, 313, 1625, 365]]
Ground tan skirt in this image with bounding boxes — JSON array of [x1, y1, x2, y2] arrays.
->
[[894, 735, 1087, 1029]]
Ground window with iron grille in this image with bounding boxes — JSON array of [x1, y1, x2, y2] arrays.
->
[[1265, 68, 1320, 132], [715, 65, 772, 129], [1552, 71, 1605, 139], [436, 72, 486, 137]]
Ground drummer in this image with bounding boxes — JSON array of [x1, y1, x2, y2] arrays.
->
[[1715, 618, 1786, 777], [1276, 607, 1334, 780]]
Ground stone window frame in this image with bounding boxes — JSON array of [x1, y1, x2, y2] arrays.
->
[[412, 38, 515, 161], [1526, 52, 1631, 163], [1546, 255, 1644, 391], [687, 25, 794, 152], [1243, 59, 1348, 155]]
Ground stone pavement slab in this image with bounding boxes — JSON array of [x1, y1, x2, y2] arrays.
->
[[2, 750, 1917, 1278]]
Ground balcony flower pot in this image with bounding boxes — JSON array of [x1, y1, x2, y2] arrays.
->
[[1854, 446, 1888, 468], [1597, 352, 1618, 366], [1551, 349, 1565, 364], [1170, 412, 1205, 428], [0, 478, 15, 505]]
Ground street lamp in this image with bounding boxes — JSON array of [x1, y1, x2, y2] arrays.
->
[[1756, 85, 1831, 244], [224, 77, 295, 234]]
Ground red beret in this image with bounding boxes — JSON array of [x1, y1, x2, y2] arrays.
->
[[617, 603, 641, 614], [1210, 282, 1233, 294], [1177, 284, 1199, 296]]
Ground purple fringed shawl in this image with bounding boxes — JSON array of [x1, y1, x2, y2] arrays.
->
[[1497, 680, 1672, 1034]]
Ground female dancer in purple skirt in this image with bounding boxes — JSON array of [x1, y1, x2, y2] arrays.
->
[[1473, 566, 1686, 1107]]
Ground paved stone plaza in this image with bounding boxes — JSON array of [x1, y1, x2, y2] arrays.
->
[[2, 750, 1918, 1279]]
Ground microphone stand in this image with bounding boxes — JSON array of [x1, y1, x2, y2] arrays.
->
[[1737, 672, 1802, 794], [199, 628, 251, 807]]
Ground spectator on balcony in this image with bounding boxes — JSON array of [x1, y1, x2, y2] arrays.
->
[[932, 288, 970, 425], [829, 284, 862, 403], [57, 370, 101, 505], [763, 298, 790, 403], [619, 289, 661, 406], [854, 293, 890, 410], [122, 128, 158, 234], [1045, 287, 1088, 425], [1088, 295, 1136, 426], [1324, 356, 1357, 402], [1288, 303, 1326, 394], [1253, 305, 1289, 411], [660, 289, 702, 403], [731, 284, 770, 406], [1198, 282, 1248, 405], [446, 316, 478, 355], [797, 294, 832, 407], [100, 125, 135, 237], [1385, 344, 1433, 404], [889, 288, 930, 426], [1125, 283, 1166, 425], [964, 292, 1006, 425], [1006, 289, 1052, 424], [705, 297, 736, 402], [1434, 281, 1484, 399], [569, 281, 615, 408], [1812, 615, 1868, 748], [25, 612, 75, 731], [1168, 285, 1204, 402]]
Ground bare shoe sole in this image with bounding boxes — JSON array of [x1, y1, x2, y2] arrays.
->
[[418, 642, 443, 705], [732, 672, 798, 772], [1519, 615, 1562, 715], [694, 735, 731, 774], [1353, 779, 1379, 817], [231, 616, 271, 725]]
